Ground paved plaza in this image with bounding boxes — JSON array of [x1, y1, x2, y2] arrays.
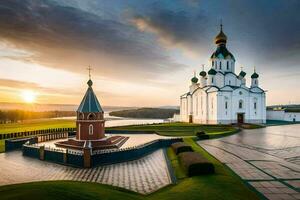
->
[[0, 149, 172, 194], [199, 124, 300, 200]]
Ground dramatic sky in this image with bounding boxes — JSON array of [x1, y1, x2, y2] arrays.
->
[[0, 0, 299, 107]]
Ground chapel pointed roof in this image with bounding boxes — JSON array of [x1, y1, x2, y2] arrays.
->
[[77, 78, 103, 113]]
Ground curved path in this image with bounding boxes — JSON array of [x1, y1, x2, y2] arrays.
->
[[198, 124, 300, 200]]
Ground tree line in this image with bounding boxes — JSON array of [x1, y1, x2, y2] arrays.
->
[[109, 108, 179, 119], [0, 110, 76, 124]]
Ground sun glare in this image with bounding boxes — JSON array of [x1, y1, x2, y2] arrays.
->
[[21, 90, 37, 103]]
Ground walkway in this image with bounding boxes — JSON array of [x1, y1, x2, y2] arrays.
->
[[0, 149, 171, 194], [198, 124, 300, 200]]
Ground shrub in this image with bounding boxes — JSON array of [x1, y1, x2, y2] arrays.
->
[[196, 131, 206, 137], [197, 134, 210, 140], [179, 152, 214, 176], [171, 142, 193, 155]]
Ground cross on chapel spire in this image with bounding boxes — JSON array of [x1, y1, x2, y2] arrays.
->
[[87, 66, 92, 80]]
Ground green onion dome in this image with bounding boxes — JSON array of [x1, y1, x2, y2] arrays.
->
[[251, 72, 259, 79], [191, 76, 198, 83], [239, 71, 246, 77], [208, 68, 217, 75], [199, 71, 207, 77]]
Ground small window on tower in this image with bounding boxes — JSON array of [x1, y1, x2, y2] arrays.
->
[[212, 60, 214, 66], [227, 61, 229, 70], [225, 101, 228, 109], [89, 124, 93, 135], [212, 77, 214, 83], [254, 102, 257, 109], [220, 62, 222, 69]]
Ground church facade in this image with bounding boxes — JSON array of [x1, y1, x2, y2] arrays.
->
[[180, 25, 266, 124]]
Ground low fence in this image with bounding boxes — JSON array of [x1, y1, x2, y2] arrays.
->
[[38, 132, 69, 143], [91, 138, 182, 166], [22, 138, 182, 168], [4, 131, 72, 151], [5, 137, 38, 151], [0, 127, 76, 140]]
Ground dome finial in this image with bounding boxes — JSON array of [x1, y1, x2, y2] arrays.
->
[[87, 66, 93, 87], [215, 20, 227, 45], [220, 19, 223, 31]]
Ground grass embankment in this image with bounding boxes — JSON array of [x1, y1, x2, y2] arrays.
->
[[0, 138, 259, 200], [0, 119, 75, 153], [0, 119, 75, 134], [108, 122, 237, 137]]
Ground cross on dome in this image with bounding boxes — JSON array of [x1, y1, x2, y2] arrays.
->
[[87, 66, 93, 87], [87, 66, 92, 79]]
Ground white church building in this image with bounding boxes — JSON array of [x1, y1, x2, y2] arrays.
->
[[180, 25, 266, 124]]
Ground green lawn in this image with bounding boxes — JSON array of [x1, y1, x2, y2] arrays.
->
[[0, 138, 259, 200], [107, 122, 237, 137], [0, 119, 75, 152], [0, 121, 238, 152], [0, 119, 75, 134]]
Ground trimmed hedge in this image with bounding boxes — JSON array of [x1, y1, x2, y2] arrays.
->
[[179, 152, 214, 176], [197, 134, 210, 140], [196, 131, 206, 137], [171, 142, 193, 155]]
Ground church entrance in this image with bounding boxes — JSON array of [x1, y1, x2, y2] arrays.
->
[[189, 115, 193, 123], [237, 113, 244, 124]]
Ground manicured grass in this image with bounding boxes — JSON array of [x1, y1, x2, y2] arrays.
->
[[0, 119, 75, 134], [0, 140, 4, 152], [108, 122, 237, 137], [0, 138, 260, 200], [157, 138, 260, 200], [266, 120, 300, 126], [0, 181, 142, 200], [239, 123, 265, 129]]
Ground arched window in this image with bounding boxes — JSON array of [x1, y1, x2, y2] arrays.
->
[[227, 61, 229, 70], [239, 100, 243, 109], [212, 77, 214, 83], [229, 80, 231, 85], [219, 61, 222, 69], [225, 101, 228, 109], [254, 80, 257, 85], [79, 113, 84, 120], [89, 124, 93, 135], [254, 102, 257, 109], [212, 60, 214, 67], [88, 113, 96, 120]]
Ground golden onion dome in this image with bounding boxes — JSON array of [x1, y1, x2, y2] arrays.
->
[[214, 24, 227, 45]]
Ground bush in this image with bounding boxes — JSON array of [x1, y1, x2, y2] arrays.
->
[[171, 142, 193, 155], [197, 134, 210, 140], [196, 131, 206, 137], [179, 152, 214, 176]]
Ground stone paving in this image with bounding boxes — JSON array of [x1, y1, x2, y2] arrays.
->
[[0, 149, 171, 194], [198, 124, 300, 200]]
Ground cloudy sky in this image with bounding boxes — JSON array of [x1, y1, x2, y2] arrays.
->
[[0, 0, 299, 107]]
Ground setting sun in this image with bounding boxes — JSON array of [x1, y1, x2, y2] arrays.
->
[[21, 90, 37, 103]]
